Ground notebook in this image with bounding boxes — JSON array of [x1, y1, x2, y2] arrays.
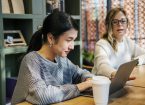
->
[[80, 59, 138, 97]]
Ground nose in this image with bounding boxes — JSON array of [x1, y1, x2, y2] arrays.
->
[[118, 21, 122, 26], [118, 22, 122, 25], [69, 41, 74, 50]]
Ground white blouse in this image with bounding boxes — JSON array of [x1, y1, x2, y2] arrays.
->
[[92, 37, 145, 78]]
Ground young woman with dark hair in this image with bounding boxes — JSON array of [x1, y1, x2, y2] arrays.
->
[[12, 11, 93, 105]]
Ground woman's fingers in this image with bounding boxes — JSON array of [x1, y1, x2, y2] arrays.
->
[[128, 76, 136, 81]]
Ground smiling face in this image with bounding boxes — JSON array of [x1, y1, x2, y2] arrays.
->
[[112, 11, 128, 42], [52, 29, 78, 57]]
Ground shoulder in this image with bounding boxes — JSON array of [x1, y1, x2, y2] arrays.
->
[[22, 51, 40, 64], [96, 39, 112, 51], [97, 39, 109, 45], [23, 51, 37, 60], [96, 39, 112, 49]]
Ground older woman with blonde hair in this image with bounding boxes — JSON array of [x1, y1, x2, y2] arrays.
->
[[92, 7, 145, 79]]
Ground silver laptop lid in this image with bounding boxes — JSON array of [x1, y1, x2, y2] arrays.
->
[[109, 59, 138, 95]]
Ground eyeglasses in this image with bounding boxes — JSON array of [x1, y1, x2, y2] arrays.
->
[[112, 19, 127, 26]]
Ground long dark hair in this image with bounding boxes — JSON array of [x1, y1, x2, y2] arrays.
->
[[27, 10, 78, 53]]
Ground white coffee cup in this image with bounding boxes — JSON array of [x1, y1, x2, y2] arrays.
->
[[92, 76, 111, 105]]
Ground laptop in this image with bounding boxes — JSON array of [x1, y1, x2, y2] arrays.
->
[[109, 59, 138, 95], [80, 59, 138, 97]]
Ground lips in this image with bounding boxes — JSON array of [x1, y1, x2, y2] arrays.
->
[[117, 29, 124, 32], [65, 51, 70, 54], [117, 29, 124, 31]]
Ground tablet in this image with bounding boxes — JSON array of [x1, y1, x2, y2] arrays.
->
[[109, 59, 138, 95]]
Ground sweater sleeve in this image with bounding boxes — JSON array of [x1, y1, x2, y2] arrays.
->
[[92, 43, 116, 78], [66, 58, 94, 83], [127, 38, 145, 65], [23, 56, 80, 105]]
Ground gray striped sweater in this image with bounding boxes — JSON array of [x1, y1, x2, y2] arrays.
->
[[11, 51, 93, 105]]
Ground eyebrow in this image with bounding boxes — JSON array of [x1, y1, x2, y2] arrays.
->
[[113, 18, 127, 20]]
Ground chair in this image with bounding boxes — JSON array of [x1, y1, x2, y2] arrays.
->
[[6, 77, 17, 103]]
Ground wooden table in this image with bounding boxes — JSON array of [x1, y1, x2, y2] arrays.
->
[[17, 86, 145, 105], [127, 65, 145, 88], [109, 86, 145, 105], [52, 86, 145, 105], [17, 65, 145, 105]]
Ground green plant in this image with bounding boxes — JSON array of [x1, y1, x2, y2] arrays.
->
[[82, 50, 94, 66]]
